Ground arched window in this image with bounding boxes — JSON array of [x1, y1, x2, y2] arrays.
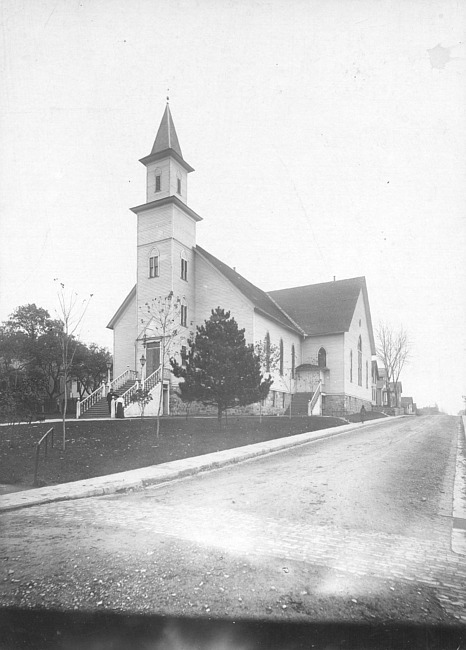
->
[[291, 344, 296, 379], [180, 250, 188, 281], [350, 350, 353, 383], [365, 360, 369, 389], [318, 347, 327, 368], [264, 332, 271, 372], [148, 247, 159, 278], [358, 336, 362, 386], [279, 338, 284, 376]]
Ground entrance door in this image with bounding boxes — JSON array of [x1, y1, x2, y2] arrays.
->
[[146, 341, 160, 377]]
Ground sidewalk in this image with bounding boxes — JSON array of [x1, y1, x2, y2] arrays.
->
[[452, 416, 466, 554], [0, 418, 394, 513]]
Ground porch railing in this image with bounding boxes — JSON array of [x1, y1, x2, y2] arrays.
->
[[308, 380, 322, 415]]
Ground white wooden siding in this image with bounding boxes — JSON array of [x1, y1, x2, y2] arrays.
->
[[253, 312, 301, 393], [343, 290, 373, 401], [302, 334, 344, 394], [173, 206, 196, 247], [112, 292, 137, 378], [194, 254, 254, 341], [137, 205, 173, 247]]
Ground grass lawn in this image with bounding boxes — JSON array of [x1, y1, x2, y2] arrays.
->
[[0, 415, 360, 489]]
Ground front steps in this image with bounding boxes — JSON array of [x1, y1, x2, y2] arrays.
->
[[79, 381, 136, 419]]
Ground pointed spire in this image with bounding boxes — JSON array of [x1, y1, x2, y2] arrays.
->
[[140, 102, 194, 173], [151, 102, 183, 157]]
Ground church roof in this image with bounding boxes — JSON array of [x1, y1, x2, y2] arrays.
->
[[151, 103, 183, 157], [107, 252, 374, 353], [195, 246, 302, 334], [269, 277, 375, 352]]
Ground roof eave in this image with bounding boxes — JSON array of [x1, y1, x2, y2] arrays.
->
[[139, 149, 194, 173], [253, 307, 302, 336], [107, 285, 136, 330], [130, 195, 203, 222]]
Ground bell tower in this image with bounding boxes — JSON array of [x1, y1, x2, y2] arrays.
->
[[130, 102, 202, 368]]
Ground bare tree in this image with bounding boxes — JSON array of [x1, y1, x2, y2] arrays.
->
[[55, 280, 93, 450], [376, 322, 410, 408], [139, 292, 186, 437]]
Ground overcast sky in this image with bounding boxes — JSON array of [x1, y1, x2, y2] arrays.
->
[[1, 0, 465, 413]]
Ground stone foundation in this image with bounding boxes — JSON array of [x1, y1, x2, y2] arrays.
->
[[323, 394, 373, 418], [169, 388, 292, 418], [169, 387, 372, 419]]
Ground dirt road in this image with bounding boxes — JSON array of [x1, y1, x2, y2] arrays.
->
[[1, 415, 464, 630]]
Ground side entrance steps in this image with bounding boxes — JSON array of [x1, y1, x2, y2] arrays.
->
[[79, 381, 136, 419], [285, 392, 313, 417]]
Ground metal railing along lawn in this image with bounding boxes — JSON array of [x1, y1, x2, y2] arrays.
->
[[34, 427, 54, 486]]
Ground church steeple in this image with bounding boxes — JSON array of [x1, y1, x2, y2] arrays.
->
[[151, 103, 183, 158], [139, 102, 194, 174]]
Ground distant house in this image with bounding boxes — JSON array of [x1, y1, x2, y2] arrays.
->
[[401, 396, 416, 415], [107, 103, 377, 418]]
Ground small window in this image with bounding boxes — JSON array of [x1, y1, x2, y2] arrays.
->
[[155, 174, 161, 192], [180, 251, 188, 281], [180, 304, 188, 327], [149, 255, 159, 278], [177, 177, 181, 194], [279, 338, 284, 376]]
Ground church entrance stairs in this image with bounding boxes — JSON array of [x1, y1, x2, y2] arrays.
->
[[285, 392, 313, 417], [80, 381, 137, 419]]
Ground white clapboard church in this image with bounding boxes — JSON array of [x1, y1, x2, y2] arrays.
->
[[79, 103, 377, 419]]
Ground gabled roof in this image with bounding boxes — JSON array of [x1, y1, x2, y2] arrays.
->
[[107, 285, 136, 330], [401, 396, 413, 406], [195, 246, 302, 334], [269, 277, 376, 353]]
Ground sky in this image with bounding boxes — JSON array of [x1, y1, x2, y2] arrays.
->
[[1, 0, 465, 414]]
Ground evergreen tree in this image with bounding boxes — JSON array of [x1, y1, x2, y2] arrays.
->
[[171, 308, 272, 420]]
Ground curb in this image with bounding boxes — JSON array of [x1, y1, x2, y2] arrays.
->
[[452, 416, 466, 555], [0, 417, 398, 513]]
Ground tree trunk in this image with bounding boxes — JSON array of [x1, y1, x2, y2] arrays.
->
[[62, 390, 67, 451]]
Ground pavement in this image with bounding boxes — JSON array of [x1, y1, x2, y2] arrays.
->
[[0, 417, 396, 512], [1, 415, 465, 563]]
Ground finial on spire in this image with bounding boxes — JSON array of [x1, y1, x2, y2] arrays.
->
[[166, 89, 170, 103]]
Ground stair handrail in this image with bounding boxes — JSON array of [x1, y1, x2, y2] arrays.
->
[[111, 369, 138, 392], [76, 381, 106, 419], [119, 381, 141, 408], [308, 380, 322, 415], [143, 366, 161, 393]]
